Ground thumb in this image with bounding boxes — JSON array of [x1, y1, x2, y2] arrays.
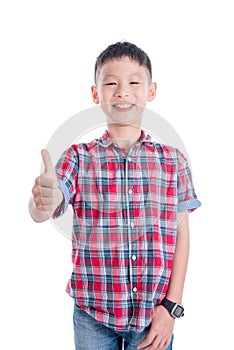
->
[[41, 149, 56, 177]]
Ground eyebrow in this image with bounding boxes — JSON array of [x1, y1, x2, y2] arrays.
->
[[102, 73, 144, 79]]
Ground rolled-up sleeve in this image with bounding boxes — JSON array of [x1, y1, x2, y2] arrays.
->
[[176, 149, 201, 213], [52, 145, 79, 218]]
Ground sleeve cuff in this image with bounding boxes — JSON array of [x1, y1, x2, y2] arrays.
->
[[52, 179, 72, 219], [177, 198, 201, 213], [58, 179, 71, 208]]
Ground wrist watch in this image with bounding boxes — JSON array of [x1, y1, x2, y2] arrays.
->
[[161, 297, 184, 319]]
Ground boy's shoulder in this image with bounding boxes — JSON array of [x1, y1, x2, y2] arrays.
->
[[65, 139, 97, 154], [147, 140, 185, 163]]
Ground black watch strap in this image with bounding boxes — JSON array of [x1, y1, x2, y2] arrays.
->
[[161, 297, 184, 318], [161, 298, 176, 312]]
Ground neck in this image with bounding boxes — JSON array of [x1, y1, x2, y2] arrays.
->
[[107, 124, 142, 152]]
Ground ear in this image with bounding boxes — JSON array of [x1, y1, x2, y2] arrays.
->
[[147, 82, 157, 102], [91, 85, 100, 104]]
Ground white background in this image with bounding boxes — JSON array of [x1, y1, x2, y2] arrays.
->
[[0, 1, 233, 349]]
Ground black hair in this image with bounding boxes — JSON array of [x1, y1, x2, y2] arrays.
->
[[94, 41, 152, 84]]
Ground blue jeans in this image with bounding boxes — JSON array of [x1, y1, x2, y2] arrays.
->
[[73, 303, 173, 350]]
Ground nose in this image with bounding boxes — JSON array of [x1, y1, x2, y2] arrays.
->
[[114, 84, 130, 98]]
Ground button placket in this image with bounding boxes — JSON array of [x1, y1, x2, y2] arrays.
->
[[125, 153, 139, 312]]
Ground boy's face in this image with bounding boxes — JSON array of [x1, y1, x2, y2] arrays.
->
[[91, 56, 156, 126]]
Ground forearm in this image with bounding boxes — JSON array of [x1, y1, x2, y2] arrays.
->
[[166, 211, 190, 303], [138, 216, 189, 350]]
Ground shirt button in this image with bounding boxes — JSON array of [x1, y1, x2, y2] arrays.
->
[[128, 189, 133, 195], [132, 286, 137, 293], [130, 222, 135, 228], [128, 157, 132, 162], [132, 255, 137, 261]]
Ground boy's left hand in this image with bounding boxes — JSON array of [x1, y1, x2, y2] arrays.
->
[[137, 305, 175, 350]]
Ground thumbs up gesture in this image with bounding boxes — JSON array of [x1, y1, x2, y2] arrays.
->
[[31, 149, 64, 220]]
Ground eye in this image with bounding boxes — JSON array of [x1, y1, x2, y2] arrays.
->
[[130, 81, 140, 85], [104, 82, 117, 86]]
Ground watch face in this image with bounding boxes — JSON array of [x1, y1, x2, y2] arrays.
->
[[173, 305, 184, 318]]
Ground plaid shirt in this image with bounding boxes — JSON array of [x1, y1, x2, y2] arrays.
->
[[53, 129, 201, 332]]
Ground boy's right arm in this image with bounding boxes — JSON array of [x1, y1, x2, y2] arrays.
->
[[29, 149, 64, 223]]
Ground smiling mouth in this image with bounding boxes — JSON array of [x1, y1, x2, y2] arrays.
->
[[113, 103, 135, 112]]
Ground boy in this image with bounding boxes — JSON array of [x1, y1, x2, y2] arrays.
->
[[29, 42, 201, 350]]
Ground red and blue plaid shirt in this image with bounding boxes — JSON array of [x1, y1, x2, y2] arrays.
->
[[53, 129, 201, 332]]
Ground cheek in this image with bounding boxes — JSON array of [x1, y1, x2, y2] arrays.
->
[[137, 84, 148, 94], [137, 87, 149, 100], [99, 89, 113, 103], [95, 89, 104, 103]]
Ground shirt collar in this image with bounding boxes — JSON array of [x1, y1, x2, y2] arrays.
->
[[97, 129, 152, 147]]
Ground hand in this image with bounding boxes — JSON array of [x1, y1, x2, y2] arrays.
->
[[31, 149, 63, 217], [137, 305, 175, 350]]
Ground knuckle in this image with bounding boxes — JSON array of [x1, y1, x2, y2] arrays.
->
[[32, 185, 39, 195], [36, 204, 42, 211]]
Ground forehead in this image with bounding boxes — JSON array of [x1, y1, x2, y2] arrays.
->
[[97, 56, 149, 80]]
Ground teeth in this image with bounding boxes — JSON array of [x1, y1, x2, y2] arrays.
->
[[115, 104, 132, 108]]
